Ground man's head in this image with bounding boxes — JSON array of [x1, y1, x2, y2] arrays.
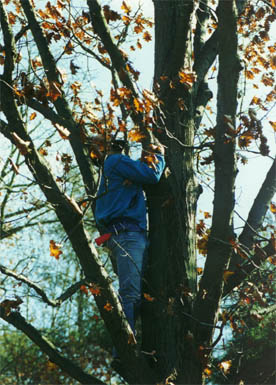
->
[[88, 135, 127, 159], [110, 139, 126, 153]]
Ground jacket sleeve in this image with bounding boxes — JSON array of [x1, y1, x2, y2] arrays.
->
[[114, 154, 165, 184]]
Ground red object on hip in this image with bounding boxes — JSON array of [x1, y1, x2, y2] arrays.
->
[[95, 233, 112, 246]]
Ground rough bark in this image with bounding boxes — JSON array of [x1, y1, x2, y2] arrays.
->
[[141, 1, 202, 383]]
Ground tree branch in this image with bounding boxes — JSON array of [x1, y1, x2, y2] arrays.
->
[[193, 0, 248, 118], [87, 0, 155, 147], [0, 0, 16, 80], [194, 0, 248, 88], [194, 0, 240, 346], [194, 0, 212, 61], [256, 303, 276, 316], [0, 23, 29, 51], [24, 98, 70, 127], [239, 159, 276, 250], [0, 219, 57, 240], [223, 238, 276, 296], [19, 0, 97, 196], [223, 159, 276, 292], [0, 264, 86, 307], [0, 308, 106, 385]]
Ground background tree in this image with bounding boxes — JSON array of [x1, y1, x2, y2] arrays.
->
[[209, 217, 276, 385], [0, 0, 275, 384]]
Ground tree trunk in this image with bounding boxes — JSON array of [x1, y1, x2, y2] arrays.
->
[[141, 1, 202, 383]]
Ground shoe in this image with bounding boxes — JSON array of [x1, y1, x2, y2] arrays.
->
[[111, 357, 121, 371]]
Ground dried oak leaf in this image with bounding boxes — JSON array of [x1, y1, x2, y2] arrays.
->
[[49, 239, 63, 260]]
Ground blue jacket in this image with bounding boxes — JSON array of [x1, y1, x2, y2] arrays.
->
[[95, 153, 165, 230]]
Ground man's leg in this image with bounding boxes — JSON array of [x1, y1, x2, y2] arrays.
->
[[109, 231, 148, 332]]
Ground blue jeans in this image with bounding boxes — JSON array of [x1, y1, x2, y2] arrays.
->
[[107, 231, 148, 332]]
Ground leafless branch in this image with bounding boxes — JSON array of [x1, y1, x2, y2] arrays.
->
[[0, 264, 86, 307]]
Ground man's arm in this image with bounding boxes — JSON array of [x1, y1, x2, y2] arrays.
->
[[115, 153, 165, 185]]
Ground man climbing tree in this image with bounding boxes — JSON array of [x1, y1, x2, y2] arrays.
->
[[0, 0, 275, 384], [94, 135, 165, 345]]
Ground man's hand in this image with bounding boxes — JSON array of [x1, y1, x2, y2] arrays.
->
[[150, 144, 165, 156]]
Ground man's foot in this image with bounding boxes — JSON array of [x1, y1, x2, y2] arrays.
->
[[111, 357, 121, 371]]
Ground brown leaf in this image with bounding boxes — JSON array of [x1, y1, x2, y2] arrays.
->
[[103, 5, 120, 23], [89, 285, 101, 296], [128, 332, 137, 345], [179, 70, 197, 86], [144, 293, 155, 302], [49, 240, 63, 260], [39, 148, 48, 156], [8, 12, 16, 25], [134, 25, 144, 34], [250, 96, 261, 105], [133, 97, 144, 112], [269, 121, 276, 132], [245, 70, 254, 79], [270, 55, 276, 70], [197, 267, 203, 275], [30, 112, 37, 121], [64, 41, 74, 54], [31, 57, 42, 69], [80, 285, 89, 295], [47, 81, 62, 101], [103, 302, 113, 311], [128, 129, 145, 142], [137, 39, 142, 49], [203, 367, 212, 377], [121, 1, 131, 14], [218, 360, 232, 374], [143, 31, 152, 41], [0, 296, 23, 317], [70, 60, 80, 75], [270, 202, 276, 213], [223, 270, 235, 283]]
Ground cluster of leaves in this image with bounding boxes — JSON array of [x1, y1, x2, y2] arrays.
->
[[195, 1, 275, 170], [236, 3, 275, 156], [196, 211, 212, 257], [0, 0, 155, 157]]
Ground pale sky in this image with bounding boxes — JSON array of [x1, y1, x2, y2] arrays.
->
[[1, 0, 275, 229]]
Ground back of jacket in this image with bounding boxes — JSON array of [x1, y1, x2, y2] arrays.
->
[[95, 153, 165, 230]]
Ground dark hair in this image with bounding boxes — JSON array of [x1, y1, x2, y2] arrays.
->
[[110, 139, 126, 152]]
